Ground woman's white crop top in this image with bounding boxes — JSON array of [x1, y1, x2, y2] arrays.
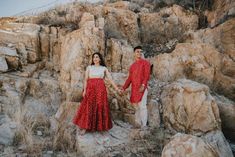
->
[[87, 65, 107, 78]]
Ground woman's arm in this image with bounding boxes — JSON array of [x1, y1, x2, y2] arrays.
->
[[83, 66, 89, 97]]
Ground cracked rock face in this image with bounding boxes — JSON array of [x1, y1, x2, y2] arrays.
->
[[0, 0, 234, 156], [153, 43, 235, 100], [205, 0, 235, 27], [162, 132, 233, 157], [162, 133, 216, 157], [161, 79, 221, 135]]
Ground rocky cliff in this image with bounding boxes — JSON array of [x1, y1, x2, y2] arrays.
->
[[0, 0, 234, 156]]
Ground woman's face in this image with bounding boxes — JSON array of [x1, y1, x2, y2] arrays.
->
[[93, 54, 100, 65]]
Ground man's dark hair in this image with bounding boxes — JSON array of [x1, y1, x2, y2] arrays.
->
[[134, 46, 142, 52]]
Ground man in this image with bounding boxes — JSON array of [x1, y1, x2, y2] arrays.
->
[[122, 46, 151, 128]]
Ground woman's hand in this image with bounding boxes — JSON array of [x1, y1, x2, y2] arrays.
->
[[82, 90, 86, 97]]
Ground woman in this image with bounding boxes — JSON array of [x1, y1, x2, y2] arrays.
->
[[73, 52, 121, 135]]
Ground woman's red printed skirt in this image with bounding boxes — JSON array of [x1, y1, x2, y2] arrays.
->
[[73, 78, 113, 131]]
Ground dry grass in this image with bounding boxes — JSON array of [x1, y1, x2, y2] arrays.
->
[[53, 125, 77, 152]]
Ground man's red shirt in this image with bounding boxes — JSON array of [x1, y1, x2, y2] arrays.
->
[[123, 58, 151, 103]]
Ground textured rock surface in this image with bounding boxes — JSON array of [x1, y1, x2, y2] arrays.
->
[[214, 95, 235, 141], [0, 0, 234, 156], [184, 19, 235, 60], [161, 133, 216, 157], [153, 43, 235, 100], [161, 79, 221, 135], [59, 13, 105, 101], [205, 0, 235, 27], [140, 5, 198, 44]]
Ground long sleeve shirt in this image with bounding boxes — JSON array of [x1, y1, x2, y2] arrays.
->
[[123, 59, 151, 103]]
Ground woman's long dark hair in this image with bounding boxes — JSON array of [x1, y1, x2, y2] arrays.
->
[[91, 52, 106, 67]]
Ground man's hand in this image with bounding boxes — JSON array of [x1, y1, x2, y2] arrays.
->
[[116, 88, 122, 94], [139, 84, 145, 92]]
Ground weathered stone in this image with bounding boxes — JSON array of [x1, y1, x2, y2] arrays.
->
[[39, 26, 50, 59], [0, 121, 18, 146], [147, 99, 160, 128], [103, 6, 140, 45], [0, 22, 41, 63], [202, 130, 233, 157], [49, 26, 62, 72], [184, 19, 235, 60], [0, 56, 8, 72], [79, 12, 95, 28], [161, 133, 216, 157], [5, 56, 20, 69], [16, 43, 28, 65], [161, 79, 221, 135], [60, 17, 105, 101], [214, 95, 235, 141], [0, 46, 20, 69], [139, 5, 198, 44], [76, 122, 132, 157], [106, 38, 134, 73], [0, 46, 18, 56], [205, 0, 235, 27], [153, 43, 235, 100]]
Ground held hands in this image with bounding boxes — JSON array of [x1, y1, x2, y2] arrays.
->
[[116, 84, 125, 96], [116, 88, 122, 94], [114, 86, 122, 94]]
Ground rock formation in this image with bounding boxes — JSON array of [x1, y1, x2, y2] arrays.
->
[[0, 0, 234, 156]]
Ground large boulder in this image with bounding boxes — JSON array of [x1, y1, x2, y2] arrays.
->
[[0, 74, 61, 125], [106, 38, 134, 73], [214, 95, 235, 141], [139, 5, 198, 45], [201, 130, 233, 157], [0, 22, 41, 63], [59, 13, 105, 101], [161, 79, 221, 135], [103, 6, 140, 45], [205, 0, 235, 27], [161, 133, 216, 157], [53, 101, 133, 156], [0, 114, 18, 146], [0, 46, 20, 70], [0, 56, 8, 72], [184, 19, 235, 60], [162, 131, 233, 157], [153, 43, 235, 100], [75, 122, 132, 157]]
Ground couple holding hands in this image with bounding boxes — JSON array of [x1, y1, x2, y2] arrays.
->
[[73, 46, 151, 135]]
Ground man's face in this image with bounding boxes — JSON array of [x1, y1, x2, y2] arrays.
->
[[134, 48, 142, 59]]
